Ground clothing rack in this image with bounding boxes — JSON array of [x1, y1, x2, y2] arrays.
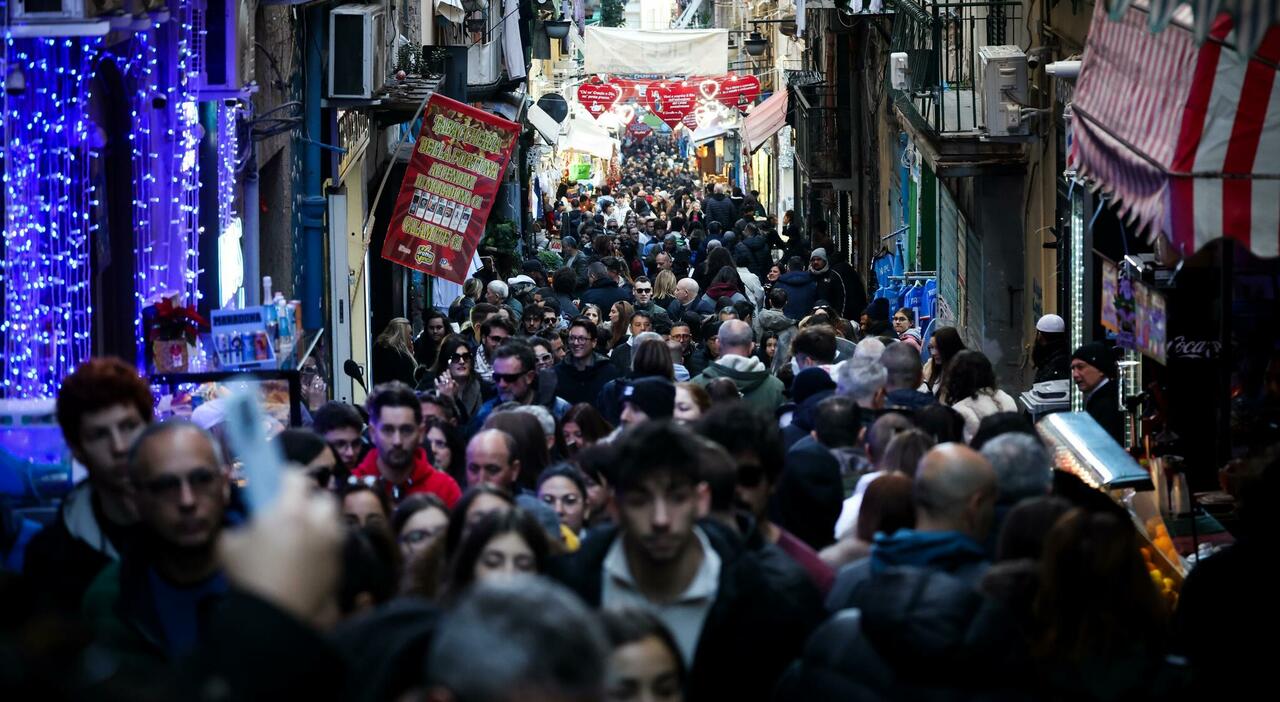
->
[[879, 225, 909, 241], [887, 271, 936, 282]]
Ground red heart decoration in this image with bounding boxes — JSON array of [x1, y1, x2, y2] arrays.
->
[[715, 74, 762, 112], [646, 82, 700, 129], [682, 111, 699, 131], [577, 82, 622, 120]]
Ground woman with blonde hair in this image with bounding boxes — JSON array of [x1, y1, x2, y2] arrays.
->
[[652, 269, 678, 313], [372, 317, 418, 386]]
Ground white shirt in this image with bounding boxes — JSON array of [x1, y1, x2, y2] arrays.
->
[[601, 526, 721, 665]]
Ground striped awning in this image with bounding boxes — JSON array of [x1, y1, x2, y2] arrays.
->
[[1106, 1, 1280, 57], [1071, 0, 1280, 257], [743, 89, 789, 153]]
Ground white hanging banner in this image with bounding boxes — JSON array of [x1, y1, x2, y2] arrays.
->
[[583, 27, 729, 76]]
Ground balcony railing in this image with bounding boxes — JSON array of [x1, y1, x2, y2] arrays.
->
[[889, 0, 1026, 135]]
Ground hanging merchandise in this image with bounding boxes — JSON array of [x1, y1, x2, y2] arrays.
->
[[570, 161, 592, 181], [872, 249, 895, 290], [891, 240, 906, 278], [903, 282, 925, 325], [922, 278, 938, 322]]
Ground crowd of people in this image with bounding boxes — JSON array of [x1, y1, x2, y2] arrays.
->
[[1, 138, 1273, 701]]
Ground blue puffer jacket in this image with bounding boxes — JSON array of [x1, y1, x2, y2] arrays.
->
[[777, 271, 819, 320]]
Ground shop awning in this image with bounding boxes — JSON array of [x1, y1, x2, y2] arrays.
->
[[1105, 1, 1279, 57], [1070, 0, 1280, 257], [743, 89, 789, 153], [558, 104, 619, 159]]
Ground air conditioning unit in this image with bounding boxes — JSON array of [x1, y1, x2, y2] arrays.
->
[[193, 0, 257, 98], [329, 4, 387, 100], [9, 0, 123, 20], [977, 45, 1030, 138]]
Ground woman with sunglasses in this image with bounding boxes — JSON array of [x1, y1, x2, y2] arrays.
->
[[421, 334, 494, 422]]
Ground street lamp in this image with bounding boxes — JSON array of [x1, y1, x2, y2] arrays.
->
[[744, 31, 768, 57]]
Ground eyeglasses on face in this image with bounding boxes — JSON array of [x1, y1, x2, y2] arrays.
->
[[449, 352, 472, 363], [634, 287, 652, 294], [492, 370, 532, 384], [894, 316, 911, 322], [568, 335, 593, 344], [487, 334, 510, 344]]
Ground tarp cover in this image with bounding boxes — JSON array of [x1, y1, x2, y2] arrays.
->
[[583, 27, 728, 76]]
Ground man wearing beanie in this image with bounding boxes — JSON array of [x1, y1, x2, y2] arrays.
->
[[1071, 341, 1123, 442], [861, 299, 893, 337], [619, 377, 676, 429], [808, 248, 847, 319]]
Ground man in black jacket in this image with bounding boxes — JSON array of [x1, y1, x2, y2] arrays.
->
[[24, 358, 152, 612], [703, 183, 739, 234], [551, 421, 824, 702], [579, 261, 630, 311], [555, 318, 620, 405], [1071, 341, 1124, 443]]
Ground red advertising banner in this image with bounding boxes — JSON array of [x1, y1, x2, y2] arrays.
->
[[380, 94, 520, 284], [577, 81, 622, 119], [647, 82, 700, 128], [715, 74, 762, 111]]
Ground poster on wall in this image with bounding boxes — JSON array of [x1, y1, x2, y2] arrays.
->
[[1100, 259, 1119, 332], [381, 94, 520, 284]]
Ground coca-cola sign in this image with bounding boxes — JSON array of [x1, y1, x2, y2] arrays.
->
[[1166, 336, 1221, 360]]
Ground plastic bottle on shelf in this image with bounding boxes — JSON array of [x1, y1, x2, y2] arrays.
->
[[263, 276, 278, 341]]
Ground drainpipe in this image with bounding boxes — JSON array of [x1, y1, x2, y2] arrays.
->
[[243, 140, 260, 306], [298, 3, 327, 329]]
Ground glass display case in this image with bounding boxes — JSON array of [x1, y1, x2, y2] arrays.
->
[[1037, 411, 1184, 605]]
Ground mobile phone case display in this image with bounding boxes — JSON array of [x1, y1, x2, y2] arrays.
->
[[1036, 412, 1183, 607]]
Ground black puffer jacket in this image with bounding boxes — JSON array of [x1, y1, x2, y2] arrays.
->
[[776, 567, 1033, 702], [738, 235, 774, 280], [704, 193, 740, 233], [554, 354, 620, 406]]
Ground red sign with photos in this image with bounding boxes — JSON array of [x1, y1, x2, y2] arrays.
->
[[381, 94, 520, 283]]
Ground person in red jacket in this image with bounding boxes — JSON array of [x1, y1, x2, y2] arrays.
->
[[352, 381, 461, 507]]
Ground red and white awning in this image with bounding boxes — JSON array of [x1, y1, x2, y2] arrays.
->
[[743, 89, 789, 153], [1070, 1, 1280, 257]]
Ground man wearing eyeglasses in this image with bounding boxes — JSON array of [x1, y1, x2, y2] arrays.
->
[[81, 421, 231, 671], [351, 382, 461, 507], [554, 318, 620, 406], [469, 342, 572, 433], [629, 276, 672, 329]]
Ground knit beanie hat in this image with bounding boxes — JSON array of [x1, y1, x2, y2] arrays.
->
[[865, 298, 891, 322], [621, 377, 675, 419], [791, 367, 837, 404], [810, 248, 829, 266], [1071, 341, 1117, 378]]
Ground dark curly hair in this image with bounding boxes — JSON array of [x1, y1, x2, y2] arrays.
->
[[57, 357, 154, 451], [944, 350, 999, 403]]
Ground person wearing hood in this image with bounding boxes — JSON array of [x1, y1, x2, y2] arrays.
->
[[807, 248, 848, 319], [1071, 341, 1123, 442], [827, 443, 997, 612], [555, 318, 620, 406], [893, 307, 923, 351], [1033, 313, 1071, 384], [777, 256, 819, 320], [753, 288, 795, 342], [691, 320, 786, 414], [703, 182, 739, 233]]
